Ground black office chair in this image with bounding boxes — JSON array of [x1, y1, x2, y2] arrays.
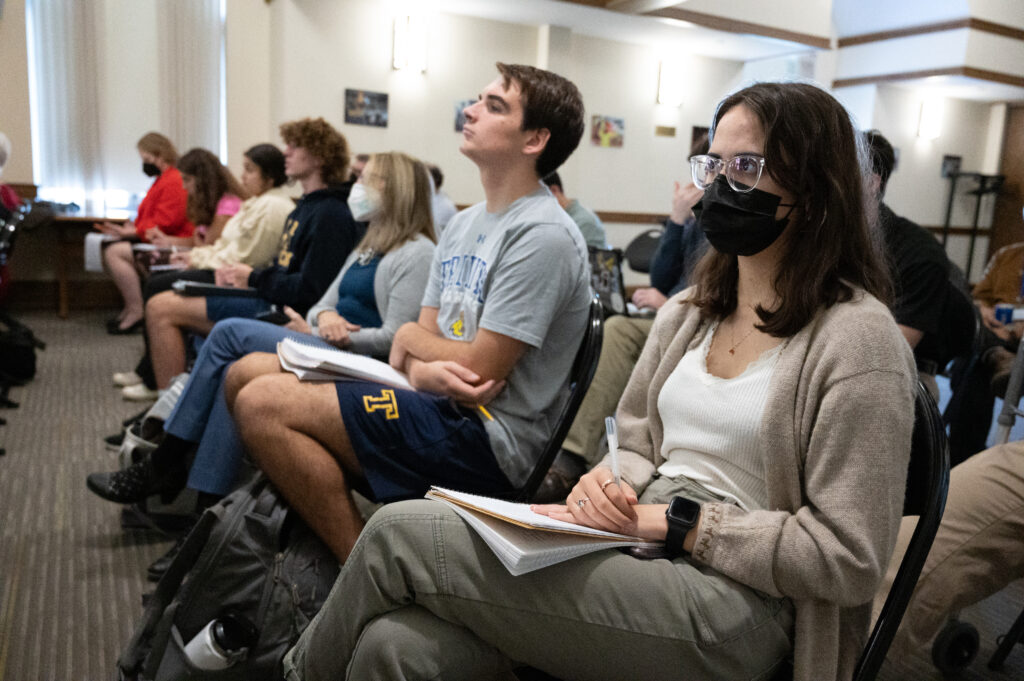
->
[[622, 228, 663, 274], [504, 295, 603, 503], [517, 380, 950, 681], [852, 380, 950, 681]]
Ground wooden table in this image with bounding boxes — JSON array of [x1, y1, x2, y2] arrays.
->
[[52, 214, 125, 318]]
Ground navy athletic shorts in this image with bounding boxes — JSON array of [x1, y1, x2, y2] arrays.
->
[[334, 379, 514, 503]]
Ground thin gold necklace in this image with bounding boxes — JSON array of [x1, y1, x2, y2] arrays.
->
[[728, 324, 758, 355]]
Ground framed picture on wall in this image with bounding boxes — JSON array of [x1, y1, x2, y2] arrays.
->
[[591, 115, 624, 147], [345, 89, 389, 128], [941, 154, 962, 178], [454, 98, 476, 132]]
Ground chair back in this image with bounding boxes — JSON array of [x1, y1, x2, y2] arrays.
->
[[853, 380, 950, 681], [509, 295, 604, 502], [623, 228, 663, 274]]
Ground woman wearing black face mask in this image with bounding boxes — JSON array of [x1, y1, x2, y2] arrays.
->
[[94, 132, 190, 333], [284, 83, 916, 681]]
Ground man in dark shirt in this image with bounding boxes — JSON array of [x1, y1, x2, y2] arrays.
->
[[866, 130, 964, 400]]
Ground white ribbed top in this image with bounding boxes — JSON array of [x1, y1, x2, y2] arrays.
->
[[656, 323, 783, 511]]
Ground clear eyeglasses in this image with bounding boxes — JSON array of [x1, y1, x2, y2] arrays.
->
[[689, 154, 766, 193]]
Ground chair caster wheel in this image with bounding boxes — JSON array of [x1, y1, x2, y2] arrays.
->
[[932, 619, 980, 675]]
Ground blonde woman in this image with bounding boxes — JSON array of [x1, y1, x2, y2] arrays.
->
[[87, 153, 436, 547]]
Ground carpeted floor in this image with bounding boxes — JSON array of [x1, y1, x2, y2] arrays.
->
[[0, 310, 1021, 680], [0, 311, 173, 680]]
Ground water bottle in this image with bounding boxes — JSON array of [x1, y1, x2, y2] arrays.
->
[[183, 612, 257, 670]]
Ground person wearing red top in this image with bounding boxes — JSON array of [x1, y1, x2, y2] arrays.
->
[[94, 132, 190, 333]]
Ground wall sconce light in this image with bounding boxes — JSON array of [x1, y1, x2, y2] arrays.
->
[[393, 15, 427, 72], [917, 98, 942, 140], [657, 59, 684, 107]]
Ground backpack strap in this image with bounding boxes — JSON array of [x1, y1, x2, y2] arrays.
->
[[116, 507, 219, 675]]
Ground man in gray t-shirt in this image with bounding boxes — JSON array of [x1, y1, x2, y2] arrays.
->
[[231, 63, 588, 562], [424, 186, 591, 487]]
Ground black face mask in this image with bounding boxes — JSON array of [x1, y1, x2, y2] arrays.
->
[[142, 162, 161, 177], [693, 175, 795, 257]]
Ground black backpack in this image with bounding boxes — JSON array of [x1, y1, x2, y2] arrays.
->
[[117, 476, 340, 680], [0, 312, 44, 384]]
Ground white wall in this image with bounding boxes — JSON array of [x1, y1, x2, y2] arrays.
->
[[224, 0, 274, 179], [871, 83, 998, 278], [259, 0, 536, 205], [239, 0, 744, 212], [833, 83, 879, 129], [0, 0, 33, 183], [834, 0, 969, 36], [971, 0, 1024, 29], [566, 34, 742, 214], [682, 0, 833, 38]]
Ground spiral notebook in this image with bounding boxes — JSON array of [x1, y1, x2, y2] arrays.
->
[[276, 337, 412, 388], [425, 487, 661, 576]]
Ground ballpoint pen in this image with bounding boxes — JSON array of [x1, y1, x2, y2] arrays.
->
[[605, 416, 620, 487]]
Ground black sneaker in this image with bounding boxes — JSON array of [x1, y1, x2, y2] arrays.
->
[[85, 457, 185, 504], [104, 430, 125, 452], [120, 503, 199, 535], [147, 531, 189, 582]]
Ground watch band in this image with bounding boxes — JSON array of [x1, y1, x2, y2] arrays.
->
[[664, 496, 701, 558]]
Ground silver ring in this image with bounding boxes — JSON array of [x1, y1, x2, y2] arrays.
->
[[600, 479, 615, 490], [577, 497, 589, 509]]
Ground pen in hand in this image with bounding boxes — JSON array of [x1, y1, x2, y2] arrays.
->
[[605, 416, 621, 488]]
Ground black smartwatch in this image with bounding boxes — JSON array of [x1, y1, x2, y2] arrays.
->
[[664, 496, 701, 557]]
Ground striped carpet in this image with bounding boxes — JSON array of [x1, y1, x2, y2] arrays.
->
[[0, 311, 172, 680], [0, 310, 1021, 680]]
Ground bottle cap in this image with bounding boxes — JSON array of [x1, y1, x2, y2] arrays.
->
[[212, 612, 258, 653]]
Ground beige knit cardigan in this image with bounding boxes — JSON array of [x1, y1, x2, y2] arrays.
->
[[605, 288, 916, 681]]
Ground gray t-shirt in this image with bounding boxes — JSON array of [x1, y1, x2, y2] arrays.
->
[[422, 184, 591, 486]]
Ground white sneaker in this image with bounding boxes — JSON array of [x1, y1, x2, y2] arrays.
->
[[113, 370, 143, 387], [122, 383, 160, 402]]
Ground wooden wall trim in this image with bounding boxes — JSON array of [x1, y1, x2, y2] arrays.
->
[[643, 7, 831, 50], [833, 66, 1024, 90], [961, 67, 1024, 88], [838, 18, 1024, 48], [970, 18, 1024, 41], [596, 210, 667, 224]]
